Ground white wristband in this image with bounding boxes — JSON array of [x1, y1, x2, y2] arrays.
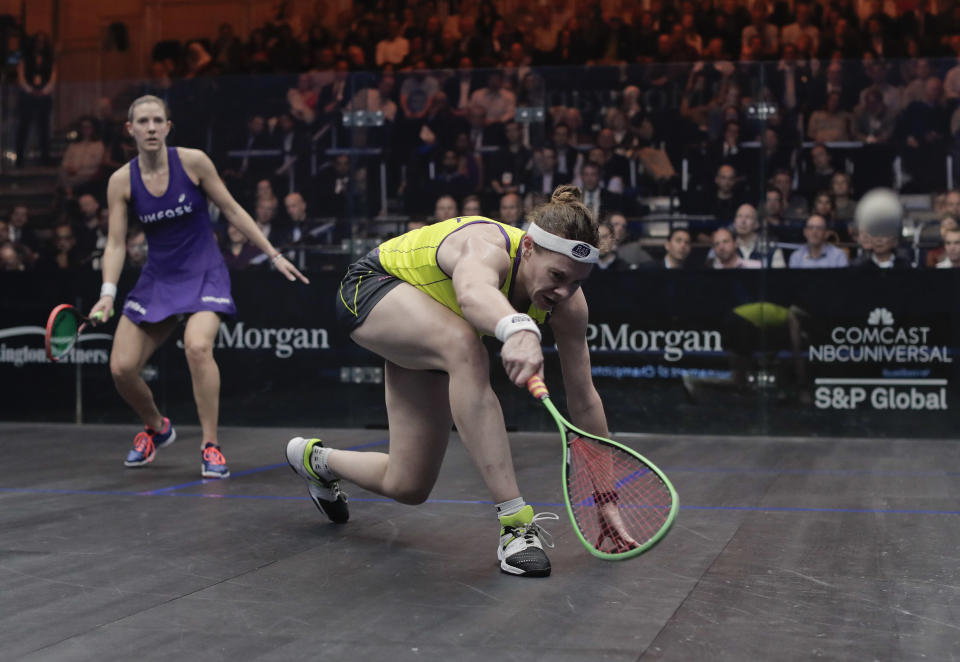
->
[[100, 282, 117, 299], [495, 313, 542, 343]]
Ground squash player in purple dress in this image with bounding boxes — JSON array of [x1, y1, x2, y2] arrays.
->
[[88, 95, 308, 478]]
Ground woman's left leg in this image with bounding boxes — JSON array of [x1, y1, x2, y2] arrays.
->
[[183, 311, 222, 445]]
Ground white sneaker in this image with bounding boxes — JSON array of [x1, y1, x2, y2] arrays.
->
[[497, 506, 558, 577], [285, 437, 349, 523]]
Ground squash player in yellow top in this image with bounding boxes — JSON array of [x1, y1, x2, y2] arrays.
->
[[286, 185, 615, 577]]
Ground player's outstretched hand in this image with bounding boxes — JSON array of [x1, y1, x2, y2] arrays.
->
[[273, 254, 310, 284]]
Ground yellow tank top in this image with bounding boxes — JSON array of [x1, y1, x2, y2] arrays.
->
[[377, 216, 548, 326]]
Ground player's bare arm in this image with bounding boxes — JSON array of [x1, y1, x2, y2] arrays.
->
[[180, 147, 309, 284], [551, 290, 608, 437], [89, 166, 131, 323]]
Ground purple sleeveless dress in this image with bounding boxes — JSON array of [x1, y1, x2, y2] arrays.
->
[[122, 147, 237, 324]]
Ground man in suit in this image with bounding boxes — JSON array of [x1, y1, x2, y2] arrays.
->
[[527, 147, 572, 196], [581, 162, 625, 218]]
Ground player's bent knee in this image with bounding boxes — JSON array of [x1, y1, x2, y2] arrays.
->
[[384, 478, 432, 505]]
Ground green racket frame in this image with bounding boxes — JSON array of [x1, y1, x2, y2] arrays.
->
[[527, 375, 679, 560]]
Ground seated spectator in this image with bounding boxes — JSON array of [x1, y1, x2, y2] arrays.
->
[[853, 88, 895, 144], [469, 71, 515, 126], [580, 162, 625, 219], [550, 122, 581, 181], [7, 204, 40, 265], [287, 73, 322, 126], [782, 1, 820, 54], [742, 3, 779, 58], [608, 212, 653, 267], [709, 227, 761, 269], [593, 129, 631, 187], [853, 228, 911, 269], [684, 164, 743, 231], [489, 121, 531, 196], [756, 128, 793, 180], [125, 227, 148, 269], [451, 132, 483, 193], [924, 216, 959, 267], [316, 154, 351, 217], [222, 223, 261, 270], [831, 172, 857, 227], [465, 103, 503, 151], [811, 190, 836, 229], [895, 77, 950, 193], [400, 59, 439, 124], [0, 241, 25, 271], [318, 58, 350, 117], [443, 57, 481, 116], [809, 60, 859, 113], [857, 59, 902, 115], [807, 92, 853, 143], [660, 228, 693, 269], [594, 221, 633, 272], [376, 18, 409, 67], [936, 227, 960, 267], [71, 193, 103, 258], [58, 116, 106, 198], [430, 148, 473, 201], [788, 214, 850, 268], [223, 115, 271, 197], [38, 222, 84, 271], [434, 194, 458, 222], [528, 147, 571, 197], [253, 196, 286, 248], [903, 59, 935, 106], [799, 144, 837, 200], [709, 120, 746, 174], [771, 169, 809, 223], [733, 203, 786, 268], [462, 194, 481, 216], [499, 192, 523, 227], [284, 192, 328, 245]]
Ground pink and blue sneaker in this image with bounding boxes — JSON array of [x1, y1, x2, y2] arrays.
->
[[124, 417, 176, 467], [201, 442, 230, 479]]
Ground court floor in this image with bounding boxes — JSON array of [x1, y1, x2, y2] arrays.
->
[[1, 422, 958, 661]]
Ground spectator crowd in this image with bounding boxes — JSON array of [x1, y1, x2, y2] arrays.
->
[[8, 0, 960, 273]]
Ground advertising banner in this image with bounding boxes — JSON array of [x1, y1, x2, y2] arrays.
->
[[2, 268, 957, 437]]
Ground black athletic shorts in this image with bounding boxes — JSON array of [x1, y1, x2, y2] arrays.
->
[[335, 249, 403, 336]]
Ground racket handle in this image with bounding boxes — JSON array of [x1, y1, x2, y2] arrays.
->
[[527, 375, 549, 400]]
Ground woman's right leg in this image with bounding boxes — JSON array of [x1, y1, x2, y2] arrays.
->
[[109, 315, 178, 429], [327, 361, 453, 505], [341, 283, 522, 504]]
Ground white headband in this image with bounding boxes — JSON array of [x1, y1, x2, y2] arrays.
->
[[526, 223, 599, 264]]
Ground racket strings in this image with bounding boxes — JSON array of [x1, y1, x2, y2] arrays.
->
[[567, 436, 672, 554], [50, 311, 81, 358]]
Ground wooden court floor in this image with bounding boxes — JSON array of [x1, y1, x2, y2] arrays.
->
[[1, 423, 958, 661]]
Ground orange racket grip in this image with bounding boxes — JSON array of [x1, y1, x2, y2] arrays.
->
[[527, 375, 549, 400]]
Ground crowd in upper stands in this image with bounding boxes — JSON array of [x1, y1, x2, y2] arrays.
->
[[7, 0, 960, 273]]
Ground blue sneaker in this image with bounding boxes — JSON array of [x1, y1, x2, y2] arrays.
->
[[124, 417, 176, 467], [201, 442, 230, 479]]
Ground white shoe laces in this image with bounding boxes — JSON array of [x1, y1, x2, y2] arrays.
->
[[512, 512, 559, 549]]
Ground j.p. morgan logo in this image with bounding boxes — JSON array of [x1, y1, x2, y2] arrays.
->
[[586, 323, 722, 361], [204, 322, 330, 359], [810, 308, 952, 363]]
